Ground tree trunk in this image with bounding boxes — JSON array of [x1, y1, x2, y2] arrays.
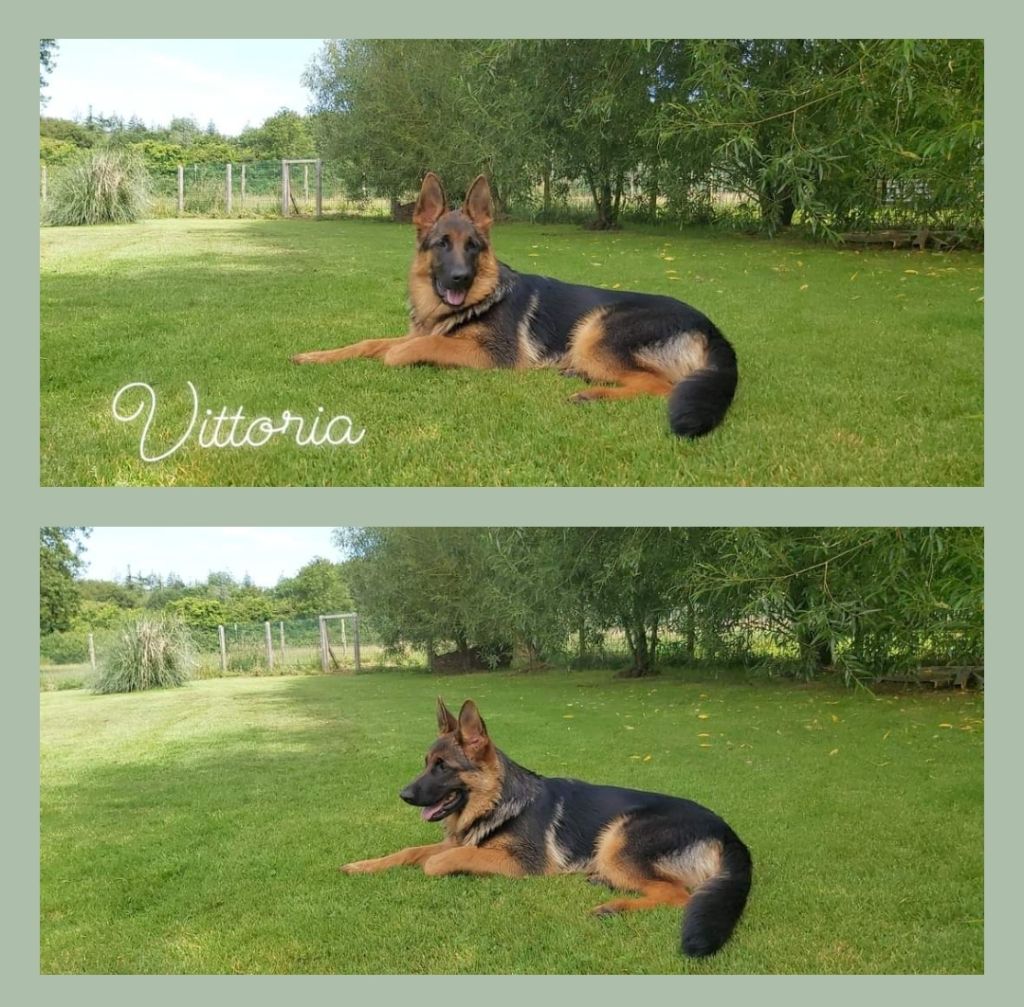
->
[[617, 617, 659, 677], [779, 194, 796, 228], [577, 611, 587, 664], [760, 190, 797, 231], [646, 164, 659, 220], [685, 598, 696, 660]]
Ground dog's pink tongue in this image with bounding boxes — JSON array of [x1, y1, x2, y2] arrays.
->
[[444, 289, 466, 307], [421, 802, 444, 821]]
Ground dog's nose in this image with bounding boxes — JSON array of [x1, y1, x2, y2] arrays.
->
[[399, 785, 417, 804], [448, 269, 470, 287]]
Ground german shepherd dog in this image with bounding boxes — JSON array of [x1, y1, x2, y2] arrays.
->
[[293, 174, 738, 438], [341, 699, 752, 958]]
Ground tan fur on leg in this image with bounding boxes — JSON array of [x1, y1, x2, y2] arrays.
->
[[292, 334, 419, 364], [340, 840, 453, 873], [421, 845, 526, 878]]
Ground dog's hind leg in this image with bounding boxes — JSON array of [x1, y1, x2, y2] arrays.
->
[[591, 880, 691, 916], [569, 371, 673, 403], [588, 815, 691, 915]]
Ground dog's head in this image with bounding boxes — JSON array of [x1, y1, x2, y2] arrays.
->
[[412, 173, 496, 311], [398, 697, 494, 822]]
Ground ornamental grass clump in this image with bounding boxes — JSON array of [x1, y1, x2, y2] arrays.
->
[[94, 617, 195, 693], [45, 149, 150, 226]]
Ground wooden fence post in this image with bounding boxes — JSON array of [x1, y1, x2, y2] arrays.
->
[[281, 160, 290, 216], [318, 615, 328, 673], [218, 625, 227, 673], [264, 621, 274, 670], [225, 162, 232, 215], [177, 164, 184, 214], [353, 615, 361, 673], [278, 620, 285, 662], [315, 159, 323, 219], [41, 164, 48, 204], [88, 633, 96, 673]]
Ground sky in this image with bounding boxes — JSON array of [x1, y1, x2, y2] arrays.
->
[[42, 39, 324, 137], [80, 528, 342, 587]]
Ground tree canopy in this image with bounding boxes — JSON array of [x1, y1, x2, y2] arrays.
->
[[40, 527, 88, 634], [40, 39, 982, 235]]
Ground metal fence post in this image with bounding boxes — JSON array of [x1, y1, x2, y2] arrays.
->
[[281, 160, 290, 216], [319, 615, 328, 673], [316, 159, 323, 219], [177, 164, 184, 214], [225, 162, 232, 215], [241, 163, 246, 211], [218, 624, 227, 673], [279, 620, 285, 662], [353, 615, 361, 673], [264, 621, 274, 671]]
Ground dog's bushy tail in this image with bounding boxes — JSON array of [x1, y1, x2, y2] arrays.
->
[[668, 330, 738, 438], [681, 834, 752, 958]]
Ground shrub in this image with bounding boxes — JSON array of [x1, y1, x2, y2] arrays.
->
[[45, 149, 150, 226], [94, 617, 195, 694], [39, 629, 91, 665]]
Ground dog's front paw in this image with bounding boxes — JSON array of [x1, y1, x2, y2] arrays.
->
[[292, 350, 334, 365], [569, 390, 600, 404], [339, 859, 378, 874]]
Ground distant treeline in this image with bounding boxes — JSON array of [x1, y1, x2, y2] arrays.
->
[[40, 527, 983, 683], [41, 39, 982, 235]]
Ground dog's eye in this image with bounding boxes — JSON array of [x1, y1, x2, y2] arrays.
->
[[466, 238, 480, 253], [435, 759, 446, 771]]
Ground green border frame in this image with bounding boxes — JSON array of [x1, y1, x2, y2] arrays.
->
[[7, 2, 1018, 999]]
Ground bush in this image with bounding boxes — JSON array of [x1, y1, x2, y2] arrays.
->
[[39, 629, 91, 665], [45, 149, 150, 226], [94, 617, 195, 694]]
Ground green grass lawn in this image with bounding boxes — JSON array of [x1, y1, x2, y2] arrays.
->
[[39, 669, 983, 974], [39, 219, 983, 486]]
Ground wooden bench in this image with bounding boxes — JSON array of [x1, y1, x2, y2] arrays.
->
[[840, 228, 965, 251], [877, 666, 983, 689]]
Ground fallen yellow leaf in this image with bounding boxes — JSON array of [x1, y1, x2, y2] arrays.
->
[[828, 748, 839, 756]]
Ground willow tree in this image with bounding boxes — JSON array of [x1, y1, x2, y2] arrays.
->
[[656, 39, 983, 234]]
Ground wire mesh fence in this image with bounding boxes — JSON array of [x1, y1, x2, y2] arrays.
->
[[38, 614, 405, 691]]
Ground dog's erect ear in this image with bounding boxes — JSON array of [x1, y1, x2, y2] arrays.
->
[[413, 172, 447, 237], [457, 699, 490, 757], [462, 175, 493, 232], [436, 696, 458, 735]]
